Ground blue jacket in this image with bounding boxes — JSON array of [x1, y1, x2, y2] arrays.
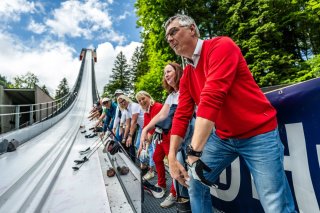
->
[[103, 102, 117, 132]]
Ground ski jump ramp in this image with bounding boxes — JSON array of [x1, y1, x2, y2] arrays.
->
[[0, 50, 140, 213], [0, 48, 319, 213]]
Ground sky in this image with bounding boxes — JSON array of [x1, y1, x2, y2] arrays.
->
[[0, 0, 142, 96]]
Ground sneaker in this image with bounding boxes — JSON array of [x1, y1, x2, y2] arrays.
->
[[160, 193, 176, 208], [143, 170, 155, 180], [143, 181, 165, 198]]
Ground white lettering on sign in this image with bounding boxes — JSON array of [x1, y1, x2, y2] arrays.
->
[[211, 157, 240, 201], [284, 123, 318, 213], [220, 169, 227, 184], [210, 123, 319, 213]]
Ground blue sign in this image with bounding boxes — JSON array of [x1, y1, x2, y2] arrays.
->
[[211, 78, 320, 212]]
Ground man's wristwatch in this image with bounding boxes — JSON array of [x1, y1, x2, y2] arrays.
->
[[186, 144, 202, 157]]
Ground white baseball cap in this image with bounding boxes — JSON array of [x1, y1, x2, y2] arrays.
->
[[102, 97, 110, 103], [114, 89, 124, 95]]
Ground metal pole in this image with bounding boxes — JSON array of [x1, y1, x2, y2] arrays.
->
[[39, 104, 42, 121], [15, 105, 20, 130], [29, 105, 33, 125]]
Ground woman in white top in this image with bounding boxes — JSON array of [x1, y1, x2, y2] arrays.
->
[[140, 62, 183, 207], [117, 94, 144, 161]]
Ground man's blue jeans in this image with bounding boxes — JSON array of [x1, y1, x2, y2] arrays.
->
[[188, 128, 296, 213]]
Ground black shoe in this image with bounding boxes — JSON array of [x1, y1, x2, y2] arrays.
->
[[81, 130, 86, 134], [94, 127, 103, 132], [88, 133, 97, 138], [143, 180, 165, 198]]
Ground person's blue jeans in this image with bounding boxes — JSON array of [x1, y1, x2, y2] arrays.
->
[[135, 127, 155, 167], [135, 127, 142, 150], [140, 140, 154, 167], [175, 117, 195, 197], [115, 126, 122, 141], [188, 128, 296, 213]]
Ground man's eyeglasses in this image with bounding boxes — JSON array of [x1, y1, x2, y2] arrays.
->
[[165, 25, 188, 42]]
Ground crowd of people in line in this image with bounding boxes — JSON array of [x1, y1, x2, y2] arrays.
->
[[87, 14, 296, 213], [88, 61, 187, 209]]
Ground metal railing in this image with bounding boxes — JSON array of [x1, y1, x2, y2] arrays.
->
[[0, 91, 78, 134], [0, 50, 88, 135]]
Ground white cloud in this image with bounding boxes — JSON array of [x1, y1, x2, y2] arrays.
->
[[0, 0, 36, 21], [46, 0, 112, 39], [95, 41, 141, 94], [118, 11, 131, 21], [104, 30, 126, 45], [27, 19, 46, 34], [0, 31, 80, 96], [0, 0, 141, 98], [0, 27, 141, 97]]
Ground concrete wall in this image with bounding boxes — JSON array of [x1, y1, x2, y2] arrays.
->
[[34, 85, 55, 122], [0, 85, 55, 133], [0, 86, 14, 133]]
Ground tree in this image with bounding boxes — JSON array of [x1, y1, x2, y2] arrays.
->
[[0, 74, 11, 87], [134, 0, 320, 89], [13, 72, 39, 88], [55, 77, 69, 100], [130, 45, 149, 85], [135, 64, 167, 102], [41, 85, 50, 96], [103, 51, 131, 96]]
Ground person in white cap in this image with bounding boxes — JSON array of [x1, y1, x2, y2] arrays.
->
[[94, 97, 116, 131], [112, 89, 125, 140]]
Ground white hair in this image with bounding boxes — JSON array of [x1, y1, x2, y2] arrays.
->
[[164, 14, 200, 37]]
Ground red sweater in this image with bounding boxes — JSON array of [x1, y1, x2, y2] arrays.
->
[[143, 102, 163, 135], [171, 37, 277, 139]]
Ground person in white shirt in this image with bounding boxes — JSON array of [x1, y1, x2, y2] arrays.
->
[[117, 94, 144, 162], [112, 89, 125, 140]]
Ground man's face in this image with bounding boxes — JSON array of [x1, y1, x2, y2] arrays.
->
[[103, 100, 112, 109], [165, 19, 193, 56]]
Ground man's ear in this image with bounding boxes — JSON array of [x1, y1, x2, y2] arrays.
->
[[189, 24, 196, 37]]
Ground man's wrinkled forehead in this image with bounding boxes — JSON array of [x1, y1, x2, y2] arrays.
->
[[165, 19, 180, 33]]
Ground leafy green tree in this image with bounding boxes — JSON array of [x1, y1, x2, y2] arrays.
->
[[130, 45, 149, 85], [103, 51, 131, 96], [295, 54, 320, 82], [13, 72, 39, 88], [135, 0, 320, 90], [41, 85, 50, 96], [0, 74, 11, 87], [55, 77, 69, 100], [135, 61, 168, 102]]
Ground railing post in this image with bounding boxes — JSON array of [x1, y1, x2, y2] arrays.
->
[[39, 104, 42, 121], [47, 102, 49, 119], [15, 105, 20, 130], [29, 105, 33, 125]]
